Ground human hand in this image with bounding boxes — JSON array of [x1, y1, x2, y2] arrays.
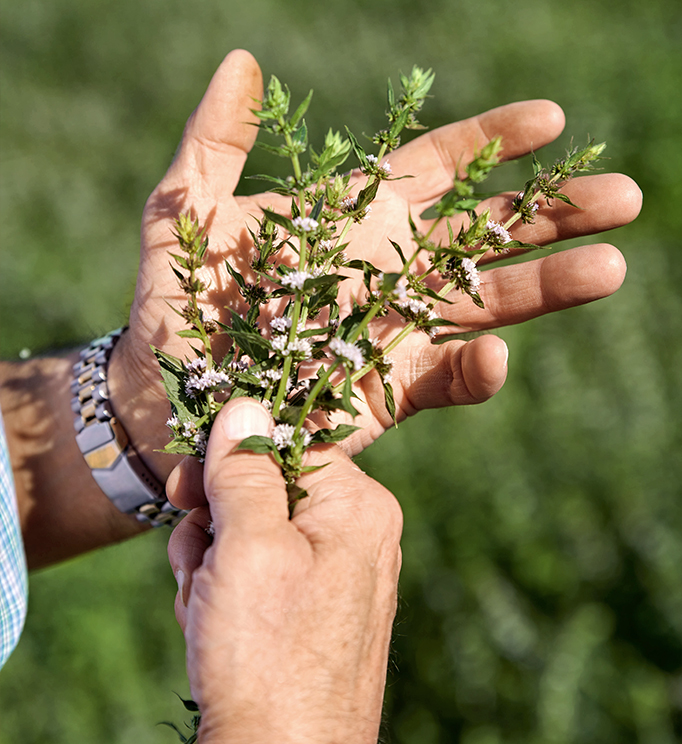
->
[[109, 49, 642, 472], [167, 397, 402, 743]]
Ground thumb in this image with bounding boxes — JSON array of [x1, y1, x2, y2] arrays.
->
[[167, 48, 264, 194], [204, 398, 289, 534]]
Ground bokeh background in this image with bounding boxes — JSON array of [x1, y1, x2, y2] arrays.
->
[[1, 0, 680, 741]]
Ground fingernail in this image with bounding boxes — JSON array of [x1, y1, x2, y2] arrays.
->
[[502, 341, 509, 368], [176, 569, 186, 606], [221, 400, 271, 441]]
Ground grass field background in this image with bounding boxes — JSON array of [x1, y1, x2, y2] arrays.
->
[[1, 0, 680, 741]]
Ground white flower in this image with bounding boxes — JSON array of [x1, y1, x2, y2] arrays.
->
[[291, 216, 319, 232], [271, 335, 313, 360], [485, 219, 512, 246], [166, 415, 180, 429], [366, 154, 378, 165], [329, 337, 365, 372], [185, 369, 232, 397], [256, 368, 283, 388], [461, 257, 481, 292], [270, 316, 292, 334], [272, 423, 312, 449], [193, 430, 208, 457], [378, 160, 392, 177], [341, 195, 357, 212], [319, 239, 335, 252], [382, 356, 394, 384], [185, 357, 207, 374], [281, 270, 314, 291]]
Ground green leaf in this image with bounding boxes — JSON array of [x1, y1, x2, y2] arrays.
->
[[176, 328, 205, 339], [310, 195, 325, 223], [225, 260, 247, 289], [346, 258, 382, 276], [552, 192, 582, 209], [262, 208, 295, 234], [227, 311, 271, 363], [340, 367, 360, 417], [255, 141, 291, 158], [157, 722, 188, 742], [175, 694, 200, 712], [344, 126, 366, 164], [389, 239, 407, 266], [290, 88, 313, 128], [311, 423, 361, 444], [356, 178, 380, 212], [152, 346, 201, 420], [382, 379, 397, 426], [237, 435, 278, 454], [292, 120, 308, 147], [299, 463, 329, 476]]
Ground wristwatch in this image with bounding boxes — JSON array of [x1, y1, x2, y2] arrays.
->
[[71, 329, 185, 527]]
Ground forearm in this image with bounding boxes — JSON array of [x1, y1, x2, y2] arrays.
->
[[0, 353, 148, 569]]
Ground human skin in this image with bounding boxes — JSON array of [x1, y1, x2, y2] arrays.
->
[[0, 49, 641, 567], [167, 398, 403, 743]]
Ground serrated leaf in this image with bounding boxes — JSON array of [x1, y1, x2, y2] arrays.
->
[[227, 311, 271, 363], [152, 346, 201, 420]]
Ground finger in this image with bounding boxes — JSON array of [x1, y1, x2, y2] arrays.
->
[[167, 456, 206, 511], [167, 506, 212, 629], [441, 243, 627, 330], [166, 49, 264, 195], [203, 398, 288, 534], [389, 100, 565, 207], [393, 333, 509, 416], [292, 446, 404, 557], [426, 173, 642, 259]]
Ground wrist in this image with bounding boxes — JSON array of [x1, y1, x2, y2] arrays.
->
[[106, 327, 181, 482]]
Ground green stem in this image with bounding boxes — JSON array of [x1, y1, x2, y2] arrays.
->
[[294, 360, 341, 434]]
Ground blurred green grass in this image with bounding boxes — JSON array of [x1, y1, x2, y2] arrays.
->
[[1, 0, 680, 741]]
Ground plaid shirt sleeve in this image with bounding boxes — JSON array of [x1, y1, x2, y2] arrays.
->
[[0, 407, 28, 670]]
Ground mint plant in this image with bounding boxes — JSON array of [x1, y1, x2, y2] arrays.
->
[[154, 67, 605, 503]]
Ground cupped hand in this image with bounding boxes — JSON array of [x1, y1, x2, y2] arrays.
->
[[167, 398, 402, 743], [109, 49, 642, 473]]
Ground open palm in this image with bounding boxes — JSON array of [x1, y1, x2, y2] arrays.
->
[[112, 49, 641, 476]]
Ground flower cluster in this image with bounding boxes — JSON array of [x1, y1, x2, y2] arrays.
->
[[155, 67, 605, 499]]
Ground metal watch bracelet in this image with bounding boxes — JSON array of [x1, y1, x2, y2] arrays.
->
[[71, 328, 185, 528]]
